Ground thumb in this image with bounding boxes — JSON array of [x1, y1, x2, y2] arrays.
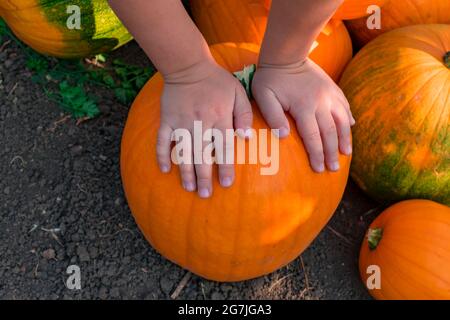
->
[[253, 88, 290, 138], [233, 86, 254, 139]]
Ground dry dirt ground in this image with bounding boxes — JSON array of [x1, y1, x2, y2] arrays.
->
[[0, 36, 380, 300]]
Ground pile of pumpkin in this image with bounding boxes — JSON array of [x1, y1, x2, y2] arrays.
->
[[2, 0, 449, 300]]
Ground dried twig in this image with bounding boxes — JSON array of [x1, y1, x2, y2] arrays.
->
[[327, 226, 353, 245], [361, 206, 382, 218], [0, 40, 11, 52], [84, 57, 105, 68], [8, 82, 18, 97], [41, 227, 63, 246], [76, 184, 88, 194], [100, 228, 134, 239], [76, 116, 90, 126], [47, 114, 70, 132], [200, 282, 206, 300], [268, 273, 294, 292], [299, 256, 311, 294], [170, 272, 192, 300], [10, 155, 26, 167], [28, 224, 38, 233]]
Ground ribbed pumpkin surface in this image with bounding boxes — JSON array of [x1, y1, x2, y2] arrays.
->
[[0, 0, 132, 58], [359, 200, 450, 300], [121, 42, 351, 281], [346, 0, 450, 47], [190, 0, 353, 81], [340, 25, 450, 206]]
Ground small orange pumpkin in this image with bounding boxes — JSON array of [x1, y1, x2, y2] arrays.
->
[[121, 42, 351, 281], [189, 0, 353, 81], [359, 200, 450, 300]]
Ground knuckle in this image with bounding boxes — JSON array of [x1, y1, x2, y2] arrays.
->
[[236, 110, 253, 121], [323, 124, 337, 137], [303, 130, 322, 141], [196, 177, 211, 186], [179, 165, 194, 176]]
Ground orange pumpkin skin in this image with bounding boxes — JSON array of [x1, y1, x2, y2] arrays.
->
[[339, 25, 450, 206], [333, 0, 388, 20], [263, 0, 387, 20], [359, 200, 450, 300], [189, 0, 353, 81], [121, 43, 351, 282], [346, 0, 450, 47]]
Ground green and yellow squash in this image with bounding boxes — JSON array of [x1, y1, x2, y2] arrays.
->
[[340, 24, 450, 206], [0, 0, 132, 58]]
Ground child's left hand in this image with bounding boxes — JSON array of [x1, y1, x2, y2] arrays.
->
[[252, 58, 355, 173]]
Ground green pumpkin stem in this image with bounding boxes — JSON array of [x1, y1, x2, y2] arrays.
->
[[233, 64, 256, 99], [367, 228, 383, 251], [445, 52, 450, 69]]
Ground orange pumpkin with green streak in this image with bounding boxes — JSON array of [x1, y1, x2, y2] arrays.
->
[[346, 0, 450, 47], [121, 42, 351, 281], [189, 0, 353, 81], [0, 0, 132, 58], [359, 200, 450, 300], [340, 25, 450, 206]]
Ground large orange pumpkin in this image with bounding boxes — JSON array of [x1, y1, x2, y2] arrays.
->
[[346, 0, 450, 47], [333, 0, 388, 20], [189, 0, 353, 81], [340, 24, 450, 206], [359, 200, 450, 300], [121, 42, 351, 281]]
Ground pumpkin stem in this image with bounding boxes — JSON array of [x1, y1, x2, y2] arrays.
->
[[233, 64, 256, 99], [367, 228, 383, 251], [445, 52, 450, 69]]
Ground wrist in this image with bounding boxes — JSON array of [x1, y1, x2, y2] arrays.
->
[[257, 59, 307, 71], [162, 54, 219, 85]]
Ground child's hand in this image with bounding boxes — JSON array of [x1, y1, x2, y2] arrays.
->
[[157, 60, 253, 198], [252, 59, 355, 173]]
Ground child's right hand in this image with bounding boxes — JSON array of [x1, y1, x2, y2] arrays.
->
[[157, 59, 253, 199]]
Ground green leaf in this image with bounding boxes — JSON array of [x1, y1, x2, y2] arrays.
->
[[233, 64, 256, 99], [95, 53, 107, 63]]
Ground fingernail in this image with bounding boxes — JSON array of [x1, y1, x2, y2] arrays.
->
[[183, 182, 196, 192], [160, 165, 169, 173], [274, 127, 290, 138], [344, 145, 352, 155], [329, 161, 340, 172], [221, 177, 233, 188], [315, 163, 325, 173], [351, 117, 356, 125], [198, 188, 210, 198]]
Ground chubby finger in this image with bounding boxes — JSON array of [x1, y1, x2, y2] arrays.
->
[[173, 129, 196, 192], [156, 123, 173, 173], [233, 86, 253, 139], [316, 109, 340, 172], [294, 110, 325, 173], [195, 131, 214, 198], [215, 120, 235, 188], [335, 90, 355, 126], [253, 89, 290, 138], [331, 106, 352, 156]]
